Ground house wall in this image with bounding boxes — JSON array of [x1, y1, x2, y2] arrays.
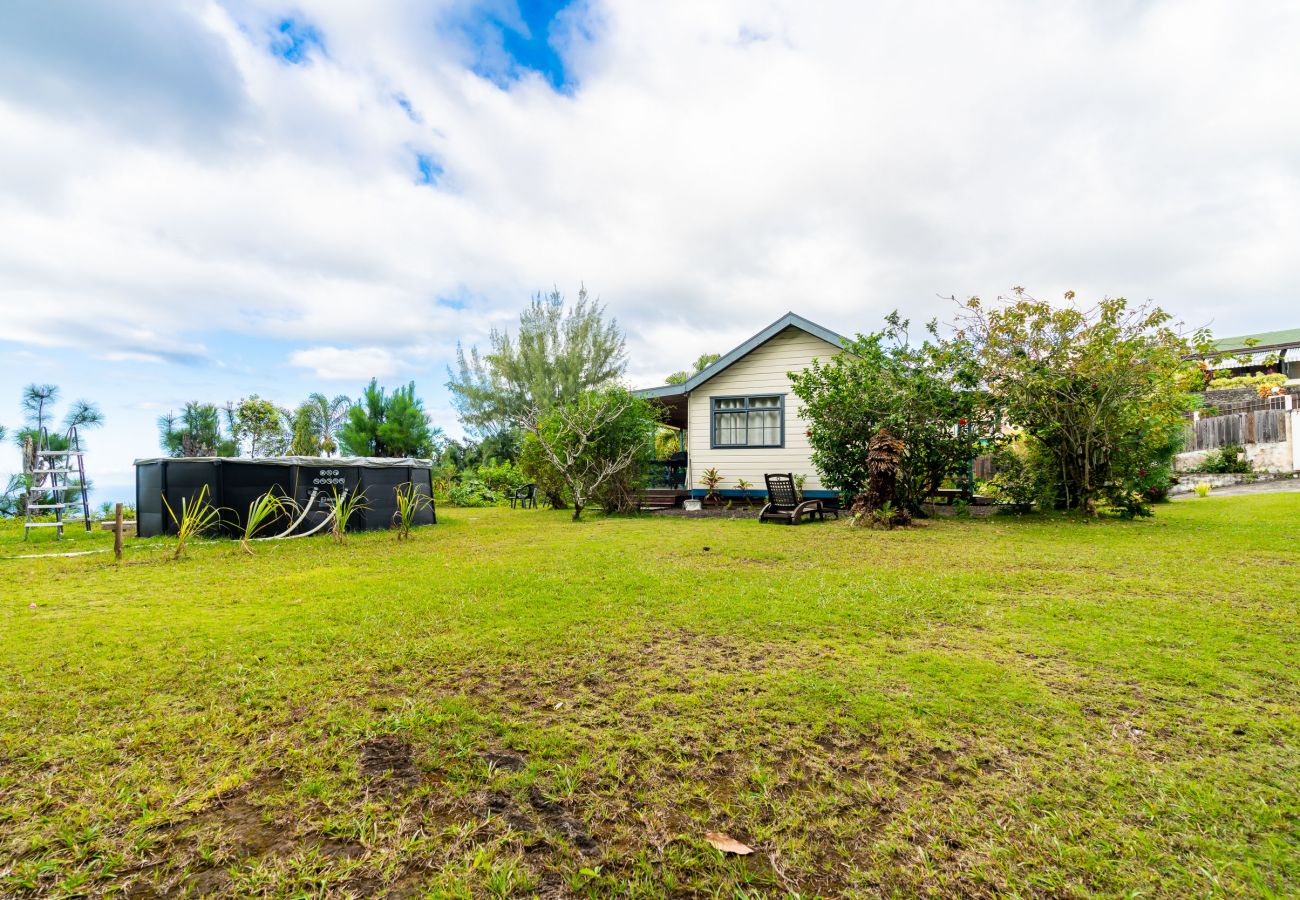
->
[[685, 326, 841, 496]]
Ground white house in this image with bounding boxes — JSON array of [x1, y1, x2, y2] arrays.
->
[[633, 312, 846, 502]]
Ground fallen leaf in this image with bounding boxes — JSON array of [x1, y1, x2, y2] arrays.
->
[[705, 832, 753, 855]]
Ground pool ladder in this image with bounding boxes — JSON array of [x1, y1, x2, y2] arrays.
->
[[23, 426, 92, 540]]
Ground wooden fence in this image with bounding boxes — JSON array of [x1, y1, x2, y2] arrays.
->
[[1186, 409, 1290, 451]]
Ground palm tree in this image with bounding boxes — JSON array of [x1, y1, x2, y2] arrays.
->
[[308, 393, 351, 457]]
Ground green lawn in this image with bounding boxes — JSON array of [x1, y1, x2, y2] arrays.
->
[[1, 497, 1297, 898]]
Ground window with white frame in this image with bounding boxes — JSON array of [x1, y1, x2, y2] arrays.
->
[[711, 396, 783, 448]]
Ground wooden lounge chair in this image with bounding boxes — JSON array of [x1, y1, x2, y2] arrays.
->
[[759, 473, 831, 524], [509, 483, 537, 509]]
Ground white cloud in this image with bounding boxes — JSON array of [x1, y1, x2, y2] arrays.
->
[[1, 0, 1298, 384], [289, 346, 402, 380]]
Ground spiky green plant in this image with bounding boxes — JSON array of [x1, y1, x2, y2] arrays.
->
[[735, 478, 753, 508], [698, 467, 724, 505], [161, 485, 224, 559], [239, 490, 290, 554], [329, 487, 368, 543], [392, 482, 433, 540]]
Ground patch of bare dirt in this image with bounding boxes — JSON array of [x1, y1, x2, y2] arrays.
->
[[361, 734, 421, 791]]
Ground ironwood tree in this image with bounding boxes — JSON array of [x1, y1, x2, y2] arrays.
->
[[338, 380, 440, 458], [447, 286, 626, 442]]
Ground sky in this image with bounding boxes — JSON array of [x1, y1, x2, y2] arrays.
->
[[2, 0, 1299, 506]]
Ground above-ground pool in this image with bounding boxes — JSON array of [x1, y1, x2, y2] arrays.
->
[[134, 456, 436, 538]]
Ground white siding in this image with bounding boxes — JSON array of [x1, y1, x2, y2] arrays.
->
[[686, 326, 841, 493]]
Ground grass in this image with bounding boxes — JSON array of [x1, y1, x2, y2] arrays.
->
[[1, 495, 1297, 897]]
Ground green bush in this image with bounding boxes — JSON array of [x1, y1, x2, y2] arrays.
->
[[1206, 373, 1286, 391], [519, 435, 570, 508], [1200, 444, 1252, 474], [987, 443, 1041, 512], [476, 459, 528, 495], [447, 477, 498, 507]]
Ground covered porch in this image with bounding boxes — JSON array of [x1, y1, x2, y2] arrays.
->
[[641, 385, 690, 501]]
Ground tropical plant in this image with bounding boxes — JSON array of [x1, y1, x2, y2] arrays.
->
[[954, 290, 1205, 513], [849, 428, 911, 526], [520, 387, 659, 520], [392, 482, 433, 539], [339, 380, 439, 457], [790, 313, 988, 516], [698, 467, 724, 505], [162, 485, 224, 559], [735, 478, 753, 508], [239, 490, 289, 554], [287, 403, 323, 455], [158, 402, 240, 457], [665, 352, 721, 385], [328, 487, 368, 543], [306, 393, 352, 456], [448, 286, 627, 437]]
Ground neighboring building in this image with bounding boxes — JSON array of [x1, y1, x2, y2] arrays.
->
[[633, 312, 846, 501], [1208, 327, 1300, 383]]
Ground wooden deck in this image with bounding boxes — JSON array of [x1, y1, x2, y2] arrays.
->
[[640, 488, 690, 510]]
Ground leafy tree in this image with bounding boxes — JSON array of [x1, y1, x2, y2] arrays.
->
[[520, 387, 659, 521], [789, 314, 987, 515], [447, 286, 627, 437], [338, 380, 440, 457], [158, 402, 239, 457], [232, 395, 289, 458], [954, 290, 1204, 513], [665, 352, 721, 385]]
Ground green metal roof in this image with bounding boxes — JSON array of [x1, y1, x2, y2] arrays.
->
[[1214, 326, 1300, 353]]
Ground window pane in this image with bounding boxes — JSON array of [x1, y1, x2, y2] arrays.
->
[[748, 409, 780, 445], [748, 396, 780, 409], [714, 412, 746, 445], [715, 398, 746, 411]]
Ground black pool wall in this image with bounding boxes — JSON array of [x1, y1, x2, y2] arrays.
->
[[134, 458, 436, 538]]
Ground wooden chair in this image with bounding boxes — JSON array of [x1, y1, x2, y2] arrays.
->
[[509, 483, 537, 509], [759, 473, 830, 525]]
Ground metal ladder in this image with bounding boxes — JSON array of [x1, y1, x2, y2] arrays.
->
[[23, 426, 92, 540]]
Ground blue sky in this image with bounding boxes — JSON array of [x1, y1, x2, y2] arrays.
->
[[2, 0, 1300, 507]]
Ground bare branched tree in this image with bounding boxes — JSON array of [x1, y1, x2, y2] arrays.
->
[[519, 390, 645, 521]]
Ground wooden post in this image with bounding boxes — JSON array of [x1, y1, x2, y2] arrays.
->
[[113, 503, 124, 561]]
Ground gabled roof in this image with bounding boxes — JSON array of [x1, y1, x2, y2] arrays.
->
[[634, 311, 847, 399], [1214, 327, 1300, 354]]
